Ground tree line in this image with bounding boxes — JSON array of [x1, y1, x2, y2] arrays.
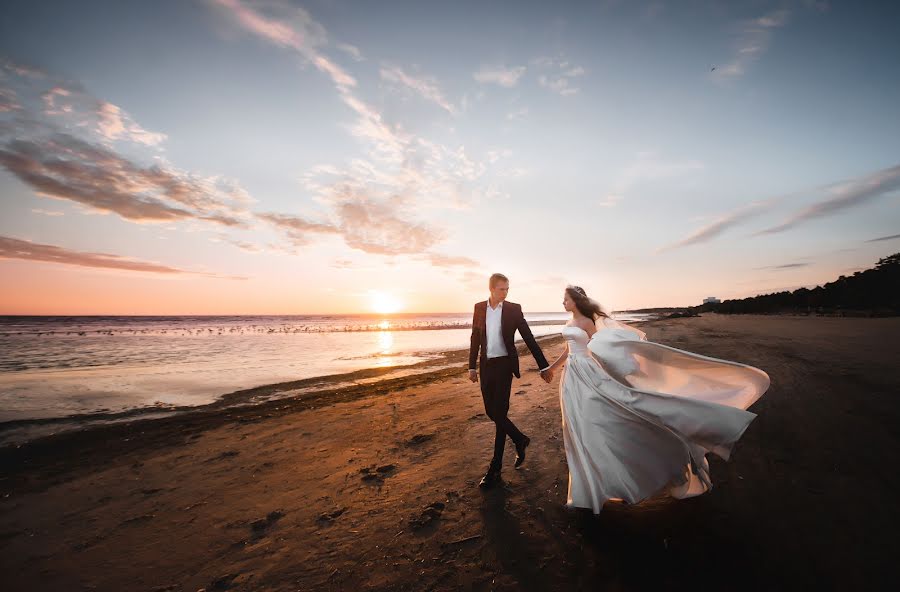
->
[[693, 252, 900, 316]]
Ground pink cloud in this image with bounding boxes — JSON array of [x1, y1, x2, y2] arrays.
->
[[0, 235, 242, 278]]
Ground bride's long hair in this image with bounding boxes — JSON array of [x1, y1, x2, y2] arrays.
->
[[566, 285, 609, 321]]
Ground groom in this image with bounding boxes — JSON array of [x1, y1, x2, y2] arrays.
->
[[469, 273, 551, 488]]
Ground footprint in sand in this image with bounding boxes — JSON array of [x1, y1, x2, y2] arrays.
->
[[316, 507, 347, 524], [249, 510, 285, 538], [405, 433, 435, 447], [359, 464, 397, 484], [205, 450, 239, 463], [409, 501, 446, 530]]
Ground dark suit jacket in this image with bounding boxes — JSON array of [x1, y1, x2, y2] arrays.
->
[[468, 300, 549, 379]]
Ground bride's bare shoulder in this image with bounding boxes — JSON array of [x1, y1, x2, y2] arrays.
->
[[575, 318, 596, 335]]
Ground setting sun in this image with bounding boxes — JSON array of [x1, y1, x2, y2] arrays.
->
[[370, 291, 403, 314]]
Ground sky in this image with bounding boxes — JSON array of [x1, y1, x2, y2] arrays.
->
[[1, 0, 899, 315]]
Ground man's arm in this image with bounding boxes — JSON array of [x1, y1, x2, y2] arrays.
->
[[468, 305, 480, 381], [516, 306, 549, 370]]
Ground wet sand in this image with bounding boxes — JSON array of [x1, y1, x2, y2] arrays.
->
[[1, 314, 898, 590]]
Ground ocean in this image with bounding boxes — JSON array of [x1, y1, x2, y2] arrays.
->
[[0, 311, 653, 442]]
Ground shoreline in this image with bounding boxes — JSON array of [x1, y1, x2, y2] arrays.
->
[[0, 334, 565, 448], [0, 335, 564, 485]]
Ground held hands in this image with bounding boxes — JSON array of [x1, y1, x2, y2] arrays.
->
[[540, 368, 554, 383]]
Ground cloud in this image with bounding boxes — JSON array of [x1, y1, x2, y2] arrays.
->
[[0, 235, 242, 278], [334, 198, 443, 255], [37, 84, 167, 146], [754, 262, 811, 270], [538, 75, 579, 96], [1, 57, 46, 79], [30, 208, 64, 216], [754, 9, 790, 28], [218, 237, 264, 253], [866, 233, 900, 243], [0, 87, 21, 112], [758, 163, 900, 235], [473, 65, 526, 88], [95, 101, 167, 146], [256, 212, 338, 246], [420, 253, 480, 268], [210, 0, 355, 91], [714, 8, 790, 79], [533, 56, 584, 96], [660, 200, 772, 251], [336, 43, 364, 61], [0, 129, 250, 226], [380, 65, 455, 114]]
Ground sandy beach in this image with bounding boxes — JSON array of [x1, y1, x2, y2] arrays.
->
[[1, 314, 898, 591]]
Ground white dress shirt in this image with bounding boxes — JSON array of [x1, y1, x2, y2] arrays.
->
[[485, 299, 509, 358]]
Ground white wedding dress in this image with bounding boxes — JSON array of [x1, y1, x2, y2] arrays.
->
[[559, 317, 769, 513]]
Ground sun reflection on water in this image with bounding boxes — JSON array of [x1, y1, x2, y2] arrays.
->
[[376, 328, 394, 366]]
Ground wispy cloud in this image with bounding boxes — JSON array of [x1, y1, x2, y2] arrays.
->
[[758, 163, 900, 235], [0, 87, 21, 112], [866, 233, 900, 243], [660, 200, 772, 252], [473, 65, 526, 88], [380, 65, 455, 114], [34, 81, 168, 147], [0, 235, 243, 278], [212, 235, 264, 253], [256, 212, 338, 247], [210, 0, 354, 90], [94, 100, 167, 146], [331, 258, 355, 269], [31, 208, 64, 217], [754, 262, 811, 270], [1, 57, 46, 79], [533, 56, 584, 96], [420, 253, 480, 268], [336, 42, 364, 62], [714, 8, 790, 78]]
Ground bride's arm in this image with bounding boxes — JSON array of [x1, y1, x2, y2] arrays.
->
[[546, 342, 569, 373]]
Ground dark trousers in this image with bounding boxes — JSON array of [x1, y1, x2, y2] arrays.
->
[[479, 356, 525, 470]]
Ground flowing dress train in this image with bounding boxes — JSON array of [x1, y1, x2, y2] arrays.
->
[[559, 318, 769, 513]]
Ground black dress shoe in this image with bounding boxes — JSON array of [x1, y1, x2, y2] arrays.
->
[[514, 435, 531, 468], [478, 468, 501, 489]]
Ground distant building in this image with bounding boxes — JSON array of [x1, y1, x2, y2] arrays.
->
[[703, 297, 721, 305]]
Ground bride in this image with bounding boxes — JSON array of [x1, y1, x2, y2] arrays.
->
[[542, 286, 769, 514]]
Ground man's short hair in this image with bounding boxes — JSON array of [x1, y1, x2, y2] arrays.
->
[[489, 273, 509, 289]]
